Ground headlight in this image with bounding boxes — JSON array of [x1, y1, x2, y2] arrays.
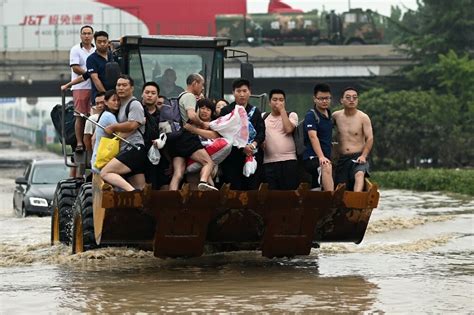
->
[[29, 197, 48, 207]]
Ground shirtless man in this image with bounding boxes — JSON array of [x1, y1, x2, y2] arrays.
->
[[332, 87, 374, 192]]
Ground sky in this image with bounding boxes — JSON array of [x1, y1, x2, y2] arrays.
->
[[247, 0, 419, 16]]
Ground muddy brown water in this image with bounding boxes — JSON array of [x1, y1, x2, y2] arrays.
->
[[0, 148, 473, 313]]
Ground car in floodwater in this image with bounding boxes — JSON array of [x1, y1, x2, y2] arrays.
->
[[13, 159, 70, 217]]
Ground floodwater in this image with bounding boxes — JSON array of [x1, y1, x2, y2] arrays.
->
[[0, 148, 473, 313]]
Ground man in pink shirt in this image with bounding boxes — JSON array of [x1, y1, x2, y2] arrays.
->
[[262, 89, 299, 190]]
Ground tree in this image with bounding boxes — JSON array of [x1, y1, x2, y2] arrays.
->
[[361, 89, 470, 169], [395, 0, 474, 62]]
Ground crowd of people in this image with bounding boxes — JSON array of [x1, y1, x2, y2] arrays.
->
[[62, 25, 374, 193]]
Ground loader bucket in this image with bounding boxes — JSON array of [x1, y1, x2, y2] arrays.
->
[[92, 175, 155, 249], [91, 175, 379, 258]]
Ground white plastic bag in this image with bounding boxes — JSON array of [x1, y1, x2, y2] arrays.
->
[[147, 145, 161, 165], [243, 155, 257, 177], [209, 105, 249, 148], [152, 133, 167, 149]]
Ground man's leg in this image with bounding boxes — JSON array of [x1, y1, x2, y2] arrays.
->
[[353, 171, 365, 192], [220, 148, 244, 190], [169, 157, 185, 190], [72, 90, 90, 151], [264, 163, 279, 190], [128, 173, 146, 190], [321, 163, 334, 191], [280, 160, 299, 190], [100, 158, 135, 191], [74, 117, 86, 150]]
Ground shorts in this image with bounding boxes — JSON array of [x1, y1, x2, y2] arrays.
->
[[335, 153, 370, 189], [264, 160, 298, 190], [303, 157, 322, 189], [116, 144, 147, 176], [73, 89, 92, 115], [167, 130, 204, 158]]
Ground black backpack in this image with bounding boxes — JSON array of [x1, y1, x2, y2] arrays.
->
[[263, 110, 319, 159], [50, 101, 76, 146], [125, 98, 160, 151]]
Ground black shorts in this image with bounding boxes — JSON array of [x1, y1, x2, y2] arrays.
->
[[303, 157, 321, 189], [335, 153, 370, 189], [264, 160, 298, 190], [167, 130, 204, 158], [116, 144, 147, 175]]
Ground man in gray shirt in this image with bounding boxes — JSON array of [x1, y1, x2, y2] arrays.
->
[[167, 73, 217, 191], [101, 75, 147, 191]]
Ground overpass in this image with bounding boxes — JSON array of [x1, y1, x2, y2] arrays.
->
[[0, 45, 412, 97]]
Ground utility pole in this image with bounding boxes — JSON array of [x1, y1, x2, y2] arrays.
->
[[348, 0, 351, 10]]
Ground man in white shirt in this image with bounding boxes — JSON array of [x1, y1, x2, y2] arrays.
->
[[69, 25, 95, 153]]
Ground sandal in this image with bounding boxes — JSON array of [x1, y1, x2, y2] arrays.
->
[[75, 144, 85, 153]]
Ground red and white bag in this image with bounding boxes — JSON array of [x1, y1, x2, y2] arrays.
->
[[186, 138, 232, 173]]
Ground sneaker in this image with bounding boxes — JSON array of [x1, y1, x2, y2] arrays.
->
[[198, 181, 218, 191]]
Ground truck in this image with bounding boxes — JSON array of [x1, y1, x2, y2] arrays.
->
[[216, 8, 384, 46], [50, 35, 379, 258]]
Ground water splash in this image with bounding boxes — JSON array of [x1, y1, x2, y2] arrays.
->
[[367, 215, 455, 234]]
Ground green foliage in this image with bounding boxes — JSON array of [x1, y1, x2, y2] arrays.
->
[[395, 0, 474, 62], [372, 169, 474, 196], [362, 1, 474, 170], [361, 88, 472, 169]]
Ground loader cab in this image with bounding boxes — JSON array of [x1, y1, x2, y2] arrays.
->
[[109, 35, 252, 100]]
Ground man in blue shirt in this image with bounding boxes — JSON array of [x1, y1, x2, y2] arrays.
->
[[86, 30, 113, 104], [303, 83, 334, 191]]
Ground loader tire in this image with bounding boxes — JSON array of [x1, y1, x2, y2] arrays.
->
[[51, 178, 83, 245], [72, 182, 96, 254]]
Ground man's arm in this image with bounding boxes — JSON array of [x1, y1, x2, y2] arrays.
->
[[308, 130, 330, 165], [90, 73, 106, 93], [86, 56, 106, 93], [61, 73, 88, 91], [358, 114, 374, 164], [105, 121, 140, 135], [281, 111, 297, 134], [186, 109, 207, 129], [71, 65, 86, 76], [69, 47, 84, 76]]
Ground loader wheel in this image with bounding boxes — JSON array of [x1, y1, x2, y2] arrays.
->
[[51, 178, 83, 245], [72, 183, 96, 254]]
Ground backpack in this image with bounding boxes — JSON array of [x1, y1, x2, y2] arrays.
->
[[158, 94, 184, 141], [50, 101, 76, 146], [125, 98, 161, 151], [263, 110, 319, 158]]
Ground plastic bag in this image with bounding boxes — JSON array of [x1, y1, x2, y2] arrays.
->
[[243, 155, 257, 177], [152, 133, 167, 149], [94, 136, 120, 169], [147, 145, 161, 165], [209, 105, 249, 148]]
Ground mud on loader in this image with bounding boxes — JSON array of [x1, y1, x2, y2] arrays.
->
[[51, 35, 379, 258]]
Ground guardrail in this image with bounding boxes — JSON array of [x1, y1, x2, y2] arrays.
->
[[0, 121, 43, 146]]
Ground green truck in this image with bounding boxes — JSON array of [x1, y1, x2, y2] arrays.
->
[[216, 8, 383, 46]]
